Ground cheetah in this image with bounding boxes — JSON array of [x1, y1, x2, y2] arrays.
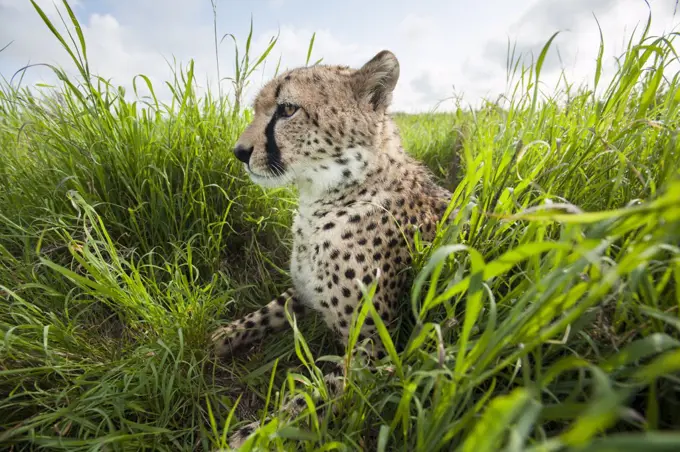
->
[[211, 50, 454, 448]]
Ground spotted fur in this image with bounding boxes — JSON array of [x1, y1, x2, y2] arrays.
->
[[211, 50, 454, 448]]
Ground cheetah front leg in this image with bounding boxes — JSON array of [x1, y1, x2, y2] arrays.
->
[[227, 362, 345, 449], [211, 288, 306, 358], [227, 346, 389, 448], [227, 328, 391, 448]]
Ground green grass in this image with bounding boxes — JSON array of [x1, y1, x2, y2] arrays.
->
[[1, 2, 680, 451]]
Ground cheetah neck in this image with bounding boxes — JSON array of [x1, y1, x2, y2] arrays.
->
[[296, 117, 406, 206]]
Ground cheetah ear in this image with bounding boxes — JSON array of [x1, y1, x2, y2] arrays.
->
[[352, 50, 400, 111]]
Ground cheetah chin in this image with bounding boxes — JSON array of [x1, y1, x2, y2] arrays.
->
[[212, 49, 455, 449]]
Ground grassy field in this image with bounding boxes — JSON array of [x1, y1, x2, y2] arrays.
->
[[1, 3, 680, 452]]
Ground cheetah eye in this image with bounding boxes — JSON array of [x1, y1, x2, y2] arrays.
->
[[278, 103, 299, 118]]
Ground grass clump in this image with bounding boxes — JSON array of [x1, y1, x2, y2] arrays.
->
[[1, 2, 680, 451]]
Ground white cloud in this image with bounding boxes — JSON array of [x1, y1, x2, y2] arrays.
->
[[459, 0, 680, 107], [398, 14, 436, 41], [267, 0, 286, 9], [1, 0, 219, 101], [1, 0, 678, 113]]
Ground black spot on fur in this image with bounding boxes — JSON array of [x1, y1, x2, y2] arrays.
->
[[240, 425, 255, 436], [293, 300, 305, 314]]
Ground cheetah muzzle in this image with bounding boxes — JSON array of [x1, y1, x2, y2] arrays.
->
[[211, 49, 454, 449]]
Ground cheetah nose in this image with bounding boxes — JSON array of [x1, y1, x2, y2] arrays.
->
[[233, 144, 253, 164]]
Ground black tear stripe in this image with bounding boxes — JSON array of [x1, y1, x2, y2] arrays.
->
[[265, 83, 285, 175], [265, 111, 284, 175]]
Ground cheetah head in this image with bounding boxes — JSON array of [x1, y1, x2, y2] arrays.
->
[[232, 50, 400, 192]]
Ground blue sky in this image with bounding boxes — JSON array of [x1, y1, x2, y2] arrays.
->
[[1, 0, 678, 111]]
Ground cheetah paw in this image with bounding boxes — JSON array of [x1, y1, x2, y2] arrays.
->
[[210, 325, 237, 358], [228, 420, 260, 449]]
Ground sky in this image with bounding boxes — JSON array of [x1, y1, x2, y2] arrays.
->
[[0, 0, 679, 112]]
